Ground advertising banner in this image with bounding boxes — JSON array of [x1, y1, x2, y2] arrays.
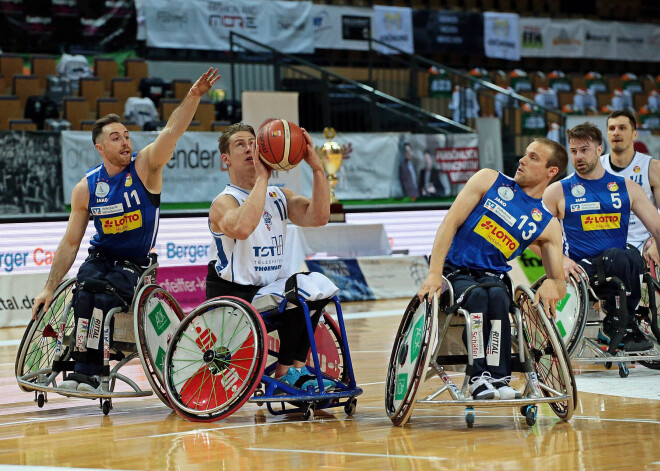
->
[[413, 10, 483, 55], [143, 0, 314, 54], [520, 17, 549, 57], [312, 4, 372, 51], [156, 265, 207, 313], [483, 12, 520, 61], [373, 5, 414, 54], [0, 273, 48, 327]]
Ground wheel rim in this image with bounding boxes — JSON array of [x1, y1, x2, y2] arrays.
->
[[16, 278, 76, 383], [517, 287, 574, 419], [135, 285, 185, 406], [166, 299, 265, 417]]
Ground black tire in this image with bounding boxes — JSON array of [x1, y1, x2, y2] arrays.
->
[[134, 284, 185, 408], [164, 296, 267, 422], [385, 294, 437, 427], [15, 278, 77, 392], [516, 286, 576, 421]]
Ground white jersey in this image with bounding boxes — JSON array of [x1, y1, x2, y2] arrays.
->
[[210, 184, 288, 286], [601, 151, 656, 250]]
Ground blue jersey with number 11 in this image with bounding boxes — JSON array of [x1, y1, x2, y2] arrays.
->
[[446, 173, 553, 273]]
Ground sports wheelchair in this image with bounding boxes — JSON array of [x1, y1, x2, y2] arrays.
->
[[535, 267, 660, 378], [385, 277, 576, 428], [161, 290, 362, 422], [15, 256, 185, 414]]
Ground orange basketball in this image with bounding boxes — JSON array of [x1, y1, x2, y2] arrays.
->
[[257, 119, 306, 171]]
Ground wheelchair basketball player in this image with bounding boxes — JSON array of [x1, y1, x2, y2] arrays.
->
[[542, 122, 660, 354], [418, 138, 568, 400]]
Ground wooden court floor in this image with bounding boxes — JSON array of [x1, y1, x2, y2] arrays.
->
[[1, 298, 660, 471]]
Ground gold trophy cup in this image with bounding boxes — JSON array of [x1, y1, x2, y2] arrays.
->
[[318, 127, 346, 206]]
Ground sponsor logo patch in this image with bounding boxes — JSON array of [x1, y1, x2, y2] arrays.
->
[[570, 202, 601, 212], [125, 173, 133, 187], [470, 313, 484, 359], [634, 165, 640, 173], [86, 308, 103, 350], [607, 182, 618, 191], [581, 213, 620, 231], [486, 320, 501, 366], [531, 208, 542, 221], [91, 203, 124, 216], [271, 130, 281, 137], [100, 210, 143, 234], [262, 210, 272, 231], [484, 199, 516, 227], [473, 215, 520, 257]]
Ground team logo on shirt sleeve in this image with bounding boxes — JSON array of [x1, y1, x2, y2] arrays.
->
[[581, 213, 620, 231], [473, 215, 520, 257]]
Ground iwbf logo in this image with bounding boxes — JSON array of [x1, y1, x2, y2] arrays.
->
[[473, 215, 520, 257]]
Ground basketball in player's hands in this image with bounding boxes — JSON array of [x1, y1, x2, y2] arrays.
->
[[257, 119, 306, 171]]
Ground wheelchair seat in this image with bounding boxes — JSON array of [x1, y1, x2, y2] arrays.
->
[[385, 276, 576, 428], [15, 257, 186, 415]]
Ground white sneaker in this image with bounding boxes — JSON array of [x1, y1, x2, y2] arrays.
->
[[492, 377, 522, 399], [469, 372, 500, 400]]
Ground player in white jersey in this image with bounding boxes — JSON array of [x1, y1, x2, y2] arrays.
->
[[600, 109, 660, 264], [207, 122, 331, 390]]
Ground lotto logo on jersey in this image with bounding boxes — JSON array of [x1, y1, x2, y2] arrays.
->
[[581, 213, 620, 231], [473, 215, 520, 257], [100, 210, 143, 234]]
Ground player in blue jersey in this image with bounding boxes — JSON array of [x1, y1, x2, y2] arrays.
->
[[418, 138, 568, 400], [543, 122, 660, 352], [32, 68, 221, 391], [206, 122, 334, 391]]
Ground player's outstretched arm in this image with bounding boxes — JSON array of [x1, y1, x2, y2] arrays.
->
[[32, 179, 89, 318], [417, 168, 498, 300], [137, 68, 221, 192]]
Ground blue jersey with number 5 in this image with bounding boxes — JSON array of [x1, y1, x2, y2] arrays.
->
[[561, 171, 629, 261], [447, 173, 553, 273], [86, 154, 160, 260]]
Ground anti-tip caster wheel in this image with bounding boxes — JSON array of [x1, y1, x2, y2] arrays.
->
[[302, 403, 315, 421], [344, 398, 357, 417], [102, 400, 112, 416], [37, 393, 45, 408], [465, 407, 475, 428], [525, 405, 537, 427], [618, 362, 629, 378]]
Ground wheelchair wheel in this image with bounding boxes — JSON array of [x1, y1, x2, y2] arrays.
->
[[164, 296, 267, 422], [266, 311, 348, 383], [385, 294, 438, 427], [515, 286, 576, 420], [15, 278, 76, 392], [135, 284, 185, 408]]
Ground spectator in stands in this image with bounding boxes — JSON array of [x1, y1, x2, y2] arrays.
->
[[31, 68, 220, 391], [450, 86, 480, 123]]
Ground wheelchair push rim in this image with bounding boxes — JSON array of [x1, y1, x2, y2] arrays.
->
[[515, 285, 577, 419], [15, 278, 77, 392], [164, 296, 267, 422], [135, 284, 186, 408], [385, 293, 438, 427], [531, 274, 588, 357]]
